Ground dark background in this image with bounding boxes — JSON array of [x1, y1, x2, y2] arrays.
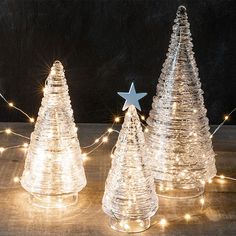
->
[[0, 0, 235, 124]]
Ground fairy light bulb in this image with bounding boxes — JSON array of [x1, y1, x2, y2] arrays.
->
[[95, 138, 99, 143], [50, 69, 56, 76], [141, 115, 145, 120], [159, 218, 167, 227], [29, 117, 35, 123], [5, 128, 11, 134], [200, 198, 205, 205], [102, 136, 108, 143], [107, 128, 113, 133], [220, 175, 225, 179], [20, 60, 87, 208], [126, 111, 131, 117], [184, 214, 191, 221], [115, 117, 120, 123], [0, 147, 5, 153], [145, 6, 216, 198], [82, 153, 89, 162], [224, 115, 229, 120], [13, 176, 20, 183], [23, 143, 28, 148], [9, 102, 14, 107], [110, 154, 114, 159]]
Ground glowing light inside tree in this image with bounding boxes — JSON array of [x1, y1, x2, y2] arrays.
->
[[21, 60, 87, 208], [103, 83, 158, 233], [146, 6, 217, 198]]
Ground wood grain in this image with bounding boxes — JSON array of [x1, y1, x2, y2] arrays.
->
[[0, 123, 235, 236]]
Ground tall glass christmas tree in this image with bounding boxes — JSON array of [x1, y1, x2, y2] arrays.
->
[[21, 60, 87, 208], [102, 83, 158, 233], [146, 6, 216, 198]]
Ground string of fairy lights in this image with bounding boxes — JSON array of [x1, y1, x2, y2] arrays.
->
[[0, 91, 234, 157], [0, 91, 235, 162], [0, 91, 235, 227]]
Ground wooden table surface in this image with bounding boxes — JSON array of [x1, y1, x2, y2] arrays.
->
[[0, 123, 235, 236]]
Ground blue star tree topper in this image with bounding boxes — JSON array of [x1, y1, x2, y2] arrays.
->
[[118, 82, 147, 111]]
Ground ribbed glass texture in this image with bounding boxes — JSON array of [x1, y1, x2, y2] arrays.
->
[[102, 105, 158, 224], [21, 60, 87, 196], [146, 6, 217, 194]]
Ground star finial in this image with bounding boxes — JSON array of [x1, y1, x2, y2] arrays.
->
[[117, 82, 147, 111]]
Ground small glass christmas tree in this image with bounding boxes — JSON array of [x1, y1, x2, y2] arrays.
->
[[102, 83, 158, 233], [21, 60, 87, 208], [146, 6, 217, 198]]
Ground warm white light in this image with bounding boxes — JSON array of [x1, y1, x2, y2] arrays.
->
[[115, 117, 120, 122], [29, 117, 35, 123], [159, 218, 167, 226], [108, 128, 113, 133], [184, 214, 191, 221], [42, 87, 45, 93], [110, 154, 114, 159], [9, 102, 14, 107], [208, 179, 212, 184], [210, 134, 213, 139], [141, 115, 145, 120], [20, 60, 87, 208], [23, 143, 29, 148], [0, 147, 5, 153], [224, 115, 229, 120], [126, 111, 131, 117], [102, 136, 108, 143], [50, 69, 56, 76], [82, 153, 89, 162], [102, 105, 158, 230], [144, 128, 149, 133], [95, 138, 99, 143], [220, 175, 225, 179], [124, 223, 130, 230], [200, 198, 205, 205], [144, 5, 217, 199], [13, 176, 20, 183], [5, 128, 12, 134]]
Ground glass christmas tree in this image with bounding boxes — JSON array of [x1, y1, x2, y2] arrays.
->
[[146, 6, 217, 198], [102, 83, 158, 233], [21, 60, 87, 208]]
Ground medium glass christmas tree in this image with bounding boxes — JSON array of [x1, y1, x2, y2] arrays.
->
[[146, 6, 216, 198], [21, 60, 87, 208], [102, 83, 158, 233]]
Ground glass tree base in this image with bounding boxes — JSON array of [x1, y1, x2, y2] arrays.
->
[[29, 193, 78, 208], [109, 217, 150, 233], [156, 180, 205, 199]]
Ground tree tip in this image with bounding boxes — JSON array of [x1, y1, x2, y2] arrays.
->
[[52, 60, 63, 70], [177, 5, 187, 14], [53, 60, 63, 66]]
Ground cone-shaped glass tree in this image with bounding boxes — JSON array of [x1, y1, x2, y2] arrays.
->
[[103, 83, 158, 233], [21, 60, 87, 208], [146, 6, 216, 198]]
